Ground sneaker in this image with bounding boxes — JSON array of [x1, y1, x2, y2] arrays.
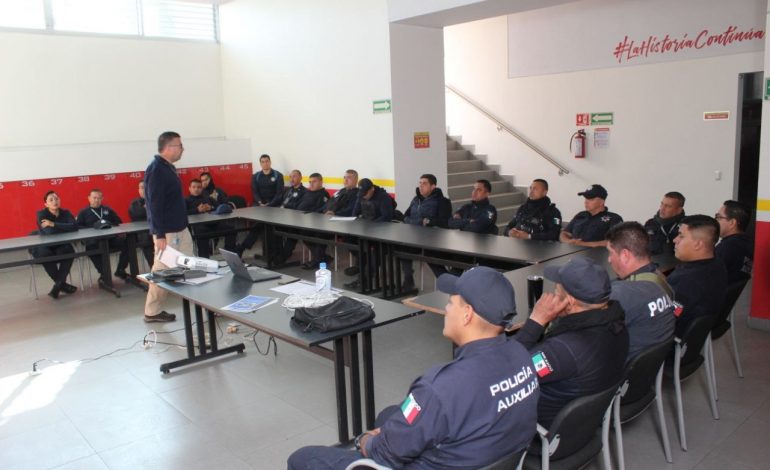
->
[[48, 284, 61, 299], [344, 266, 360, 276], [114, 271, 129, 280], [61, 283, 77, 294], [144, 311, 176, 323]]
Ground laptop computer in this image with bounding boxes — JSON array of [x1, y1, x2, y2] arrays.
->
[[219, 249, 281, 283]]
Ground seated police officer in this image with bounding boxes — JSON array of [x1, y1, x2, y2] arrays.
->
[[644, 191, 686, 254], [185, 179, 237, 258], [400, 174, 452, 292], [199, 171, 229, 206], [607, 222, 676, 362], [429, 179, 498, 279], [668, 215, 728, 338], [560, 184, 622, 247], [288, 267, 539, 470], [35, 190, 79, 299], [128, 180, 154, 268], [237, 154, 285, 256], [715, 200, 753, 284], [506, 178, 561, 241], [345, 178, 395, 289], [76, 188, 129, 286], [302, 169, 360, 270], [515, 256, 629, 427], [276, 172, 329, 266]]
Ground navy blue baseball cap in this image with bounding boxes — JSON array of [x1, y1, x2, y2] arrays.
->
[[214, 203, 233, 215], [578, 184, 608, 200], [358, 178, 374, 193], [543, 256, 611, 304], [437, 266, 516, 327]]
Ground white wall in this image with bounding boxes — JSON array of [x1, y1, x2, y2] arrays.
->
[[390, 23, 448, 208], [445, 15, 764, 222], [218, 0, 395, 190], [0, 30, 230, 179]]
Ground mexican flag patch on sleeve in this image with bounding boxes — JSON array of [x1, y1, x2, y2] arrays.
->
[[532, 352, 553, 377], [401, 393, 422, 425]]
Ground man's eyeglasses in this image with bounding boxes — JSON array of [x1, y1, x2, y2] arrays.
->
[[168, 144, 184, 149], [714, 213, 729, 220]]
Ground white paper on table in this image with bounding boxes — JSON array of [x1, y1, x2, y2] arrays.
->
[[158, 245, 184, 268], [329, 216, 357, 221], [176, 273, 223, 285]]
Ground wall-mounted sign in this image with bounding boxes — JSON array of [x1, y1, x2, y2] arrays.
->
[[373, 99, 392, 114], [594, 128, 610, 149], [414, 132, 430, 149], [703, 111, 730, 121], [591, 112, 614, 125], [765, 78, 770, 100], [576, 113, 590, 126]]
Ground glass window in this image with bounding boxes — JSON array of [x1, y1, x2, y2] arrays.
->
[[51, 0, 139, 35], [142, 0, 217, 41], [0, 0, 46, 29]]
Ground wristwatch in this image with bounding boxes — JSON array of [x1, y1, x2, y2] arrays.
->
[[354, 432, 365, 451]]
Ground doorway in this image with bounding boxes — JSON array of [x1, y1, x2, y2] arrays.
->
[[735, 71, 762, 235]]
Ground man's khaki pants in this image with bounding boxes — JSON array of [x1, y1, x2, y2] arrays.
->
[[144, 229, 194, 316]]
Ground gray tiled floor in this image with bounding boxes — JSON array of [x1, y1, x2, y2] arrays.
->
[[1, 253, 769, 469]]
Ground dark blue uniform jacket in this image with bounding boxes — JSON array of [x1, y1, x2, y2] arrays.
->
[[366, 336, 539, 469], [37, 208, 78, 234], [144, 155, 188, 238], [667, 257, 727, 338], [565, 207, 622, 242], [251, 169, 285, 207], [403, 188, 451, 228], [352, 186, 394, 222], [320, 187, 359, 217], [448, 198, 498, 234], [715, 233, 753, 284]]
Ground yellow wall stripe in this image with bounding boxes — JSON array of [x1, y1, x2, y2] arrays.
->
[[757, 199, 770, 212], [282, 175, 395, 187]]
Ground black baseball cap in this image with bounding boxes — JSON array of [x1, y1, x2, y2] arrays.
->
[[543, 256, 611, 304], [358, 178, 374, 193], [437, 267, 516, 327], [578, 184, 608, 200]]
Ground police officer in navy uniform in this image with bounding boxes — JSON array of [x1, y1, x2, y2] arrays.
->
[[35, 190, 79, 299], [515, 256, 629, 428], [607, 222, 675, 362], [76, 188, 130, 285], [276, 172, 329, 265], [448, 179, 498, 234], [643, 191, 686, 254], [288, 267, 539, 470], [560, 184, 622, 247], [199, 171, 229, 206], [506, 178, 562, 241], [302, 169, 360, 270], [185, 179, 237, 258], [715, 200, 753, 284], [237, 154, 285, 256]]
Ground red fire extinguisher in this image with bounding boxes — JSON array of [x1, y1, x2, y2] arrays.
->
[[570, 129, 586, 158]]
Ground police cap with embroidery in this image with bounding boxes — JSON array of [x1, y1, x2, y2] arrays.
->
[[358, 178, 374, 193], [543, 256, 611, 304], [437, 266, 516, 327], [578, 184, 608, 200]]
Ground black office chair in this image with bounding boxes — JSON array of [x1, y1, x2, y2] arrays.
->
[[523, 381, 620, 470], [666, 314, 719, 451], [343, 449, 526, 470], [708, 279, 749, 383], [228, 194, 247, 208], [612, 339, 675, 469]]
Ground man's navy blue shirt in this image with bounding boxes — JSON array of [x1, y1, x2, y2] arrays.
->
[[144, 155, 188, 238]]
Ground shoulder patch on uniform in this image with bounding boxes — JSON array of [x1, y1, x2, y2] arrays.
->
[[401, 393, 421, 425], [672, 301, 684, 317], [487, 210, 494, 219], [532, 352, 553, 377], [601, 215, 611, 222]]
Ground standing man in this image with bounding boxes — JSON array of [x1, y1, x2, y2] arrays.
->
[[606, 222, 676, 362], [237, 154, 285, 256], [143, 131, 193, 323], [128, 180, 155, 268], [560, 184, 622, 247], [506, 179, 561, 241], [77, 189, 130, 284], [715, 200, 753, 283], [668, 215, 728, 337], [644, 191, 686, 254]]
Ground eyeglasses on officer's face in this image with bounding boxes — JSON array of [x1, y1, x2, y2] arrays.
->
[[714, 213, 729, 220]]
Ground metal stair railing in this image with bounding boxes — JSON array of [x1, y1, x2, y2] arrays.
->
[[446, 84, 570, 176]]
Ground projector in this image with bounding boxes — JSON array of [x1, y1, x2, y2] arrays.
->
[[177, 255, 219, 273]]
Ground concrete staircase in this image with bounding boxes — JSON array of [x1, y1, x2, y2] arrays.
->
[[446, 135, 526, 234]]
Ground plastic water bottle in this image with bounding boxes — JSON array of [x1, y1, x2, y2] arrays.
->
[[315, 262, 332, 293]]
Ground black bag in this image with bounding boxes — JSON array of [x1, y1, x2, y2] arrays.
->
[[149, 268, 206, 282], [291, 296, 375, 333]]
